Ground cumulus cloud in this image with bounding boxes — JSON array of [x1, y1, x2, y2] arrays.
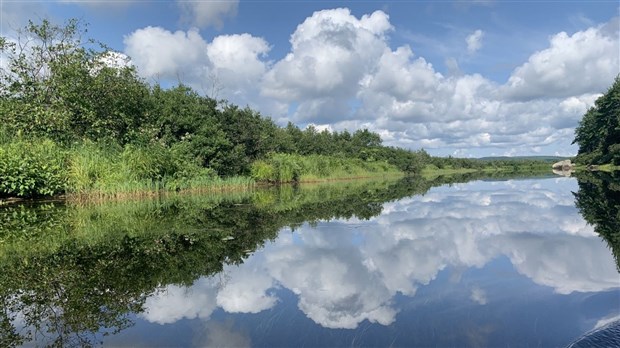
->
[[124, 26, 210, 81], [265, 243, 398, 329], [123, 26, 270, 103], [122, 9, 619, 156], [215, 265, 277, 313], [466, 29, 484, 54], [207, 34, 270, 96], [142, 278, 220, 324], [503, 17, 619, 101], [177, 0, 239, 29], [262, 8, 392, 122]]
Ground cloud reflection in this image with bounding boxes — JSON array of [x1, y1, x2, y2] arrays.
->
[[142, 178, 619, 329]]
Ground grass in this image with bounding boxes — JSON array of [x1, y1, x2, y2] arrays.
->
[[421, 163, 552, 180], [251, 153, 402, 183], [0, 138, 257, 200], [573, 163, 620, 172]]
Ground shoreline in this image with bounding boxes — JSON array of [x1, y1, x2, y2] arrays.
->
[[0, 171, 405, 205]]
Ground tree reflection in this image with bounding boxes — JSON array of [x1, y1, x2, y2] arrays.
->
[[0, 177, 443, 347], [0, 171, 573, 347], [574, 171, 620, 271]]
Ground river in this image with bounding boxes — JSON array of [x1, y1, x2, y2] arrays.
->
[[1, 173, 619, 347]]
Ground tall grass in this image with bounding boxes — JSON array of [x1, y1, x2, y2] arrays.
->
[[251, 153, 401, 183], [0, 138, 256, 199], [66, 141, 254, 199], [1, 140, 400, 199]]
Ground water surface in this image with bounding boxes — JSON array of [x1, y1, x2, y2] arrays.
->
[[1, 175, 619, 347]]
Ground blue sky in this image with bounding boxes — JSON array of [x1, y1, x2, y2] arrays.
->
[[2, 0, 619, 157]]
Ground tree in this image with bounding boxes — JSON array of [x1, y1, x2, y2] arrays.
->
[[0, 18, 151, 144], [573, 76, 620, 165]]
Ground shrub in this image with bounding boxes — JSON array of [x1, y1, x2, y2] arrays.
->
[[0, 139, 68, 197], [250, 160, 275, 182]]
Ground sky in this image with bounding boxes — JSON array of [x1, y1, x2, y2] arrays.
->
[[1, 0, 619, 157]]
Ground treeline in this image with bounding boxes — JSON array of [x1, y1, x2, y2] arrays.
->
[[573, 76, 620, 165], [0, 19, 549, 198], [427, 156, 552, 171], [0, 19, 429, 197]]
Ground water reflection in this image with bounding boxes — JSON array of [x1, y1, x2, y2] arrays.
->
[[573, 170, 620, 271], [0, 174, 619, 347], [0, 178, 433, 347], [137, 178, 618, 339]]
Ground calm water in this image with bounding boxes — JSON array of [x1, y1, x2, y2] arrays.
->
[[1, 174, 619, 347]]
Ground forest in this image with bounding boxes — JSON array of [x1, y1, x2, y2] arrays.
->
[[0, 19, 549, 199]]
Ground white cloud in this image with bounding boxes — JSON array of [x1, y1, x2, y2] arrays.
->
[[123, 26, 272, 103], [216, 266, 277, 313], [207, 34, 270, 96], [123, 26, 210, 81], [470, 287, 488, 305], [265, 242, 398, 329], [96, 51, 131, 69], [121, 9, 618, 156], [466, 29, 484, 54], [142, 278, 220, 324], [261, 8, 392, 122], [504, 18, 619, 101], [177, 0, 239, 29]]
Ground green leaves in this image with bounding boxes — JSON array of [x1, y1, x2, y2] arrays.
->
[[574, 76, 620, 165], [0, 139, 67, 197]]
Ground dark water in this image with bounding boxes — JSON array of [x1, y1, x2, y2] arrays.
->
[[1, 173, 619, 347]]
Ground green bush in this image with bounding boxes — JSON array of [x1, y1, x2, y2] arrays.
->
[[0, 139, 68, 197], [250, 160, 276, 182], [122, 143, 175, 181]]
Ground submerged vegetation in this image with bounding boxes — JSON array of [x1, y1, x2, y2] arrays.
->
[[0, 19, 552, 199]]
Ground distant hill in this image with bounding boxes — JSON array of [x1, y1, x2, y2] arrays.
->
[[478, 156, 570, 162]]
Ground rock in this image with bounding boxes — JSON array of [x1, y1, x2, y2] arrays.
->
[[552, 168, 573, 177], [552, 159, 573, 171]]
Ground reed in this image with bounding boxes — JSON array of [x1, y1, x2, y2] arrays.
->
[[250, 153, 401, 183]]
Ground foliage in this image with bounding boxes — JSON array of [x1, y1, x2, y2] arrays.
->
[[0, 18, 557, 199], [0, 138, 67, 197], [250, 153, 400, 183], [573, 76, 620, 165]]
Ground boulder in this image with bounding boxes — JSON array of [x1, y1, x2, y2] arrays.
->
[[552, 159, 573, 171]]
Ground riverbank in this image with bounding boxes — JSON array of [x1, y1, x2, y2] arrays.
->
[[421, 163, 552, 180], [574, 164, 620, 172], [0, 138, 557, 203]]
